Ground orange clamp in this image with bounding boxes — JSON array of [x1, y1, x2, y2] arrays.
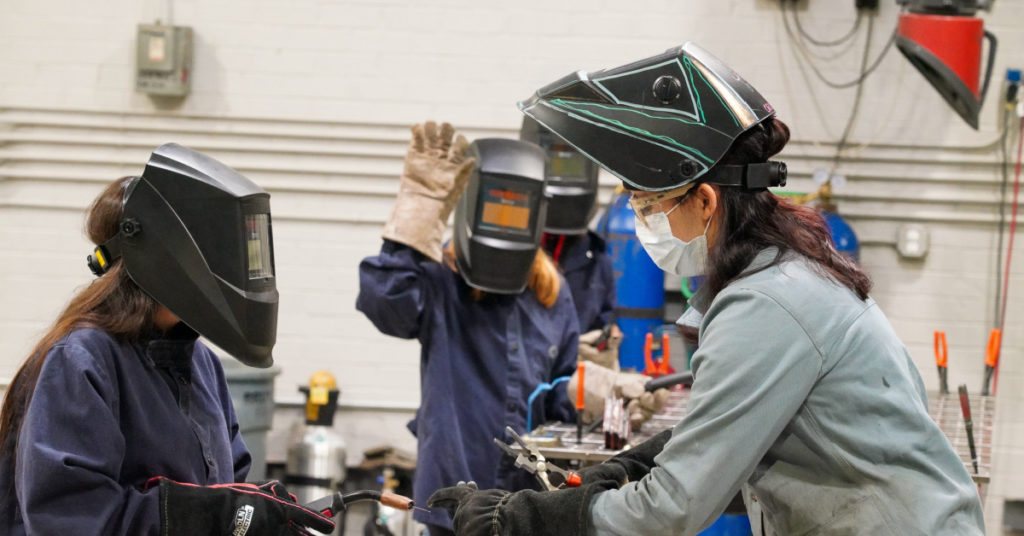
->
[[985, 329, 1001, 369], [643, 332, 656, 376], [934, 331, 948, 368], [659, 332, 671, 375]]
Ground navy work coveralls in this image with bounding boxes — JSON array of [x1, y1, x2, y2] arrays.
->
[[543, 230, 616, 333], [357, 241, 579, 528], [0, 326, 250, 536]]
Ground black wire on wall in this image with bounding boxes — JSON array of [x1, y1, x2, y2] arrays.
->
[[779, 0, 897, 90]]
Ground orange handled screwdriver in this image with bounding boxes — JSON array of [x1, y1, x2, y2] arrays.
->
[[934, 331, 949, 395], [982, 328, 1001, 396], [576, 362, 585, 444]]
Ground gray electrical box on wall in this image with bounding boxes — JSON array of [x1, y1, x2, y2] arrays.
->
[[136, 23, 192, 97]]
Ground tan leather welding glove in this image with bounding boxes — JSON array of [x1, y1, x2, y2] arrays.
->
[[626, 389, 671, 431], [382, 121, 475, 262], [577, 326, 623, 371], [566, 362, 669, 428]]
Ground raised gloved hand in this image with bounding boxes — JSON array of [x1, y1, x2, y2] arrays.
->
[[382, 121, 475, 263], [566, 361, 671, 430], [149, 477, 336, 536], [577, 325, 622, 371], [427, 477, 621, 536]]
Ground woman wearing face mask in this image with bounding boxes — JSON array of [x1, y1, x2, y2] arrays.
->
[[427, 43, 984, 536]]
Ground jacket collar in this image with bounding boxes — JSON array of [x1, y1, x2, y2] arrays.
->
[[548, 231, 606, 273], [685, 247, 782, 316], [140, 322, 199, 369]]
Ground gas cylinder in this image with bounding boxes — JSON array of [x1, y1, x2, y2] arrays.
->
[[600, 191, 665, 371], [285, 371, 347, 534]]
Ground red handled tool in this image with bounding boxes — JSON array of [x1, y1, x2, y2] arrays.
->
[[593, 324, 612, 352], [934, 330, 949, 395], [957, 385, 979, 475]]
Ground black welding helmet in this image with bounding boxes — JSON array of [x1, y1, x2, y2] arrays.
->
[[87, 143, 279, 368], [518, 42, 786, 193], [520, 116, 599, 234], [453, 138, 548, 294]]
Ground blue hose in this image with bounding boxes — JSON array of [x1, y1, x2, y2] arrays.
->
[[525, 376, 571, 431]]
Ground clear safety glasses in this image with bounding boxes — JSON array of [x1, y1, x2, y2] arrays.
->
[[629, 183, 696, 228]]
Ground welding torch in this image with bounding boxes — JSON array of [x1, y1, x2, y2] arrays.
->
[[934, 330, 949, 395], [305, 489, 417, 519], [957, 385, 979, 475]]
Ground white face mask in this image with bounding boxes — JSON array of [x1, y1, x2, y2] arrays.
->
[[634, 203, 711, 277]]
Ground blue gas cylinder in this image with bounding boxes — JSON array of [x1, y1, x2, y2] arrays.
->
[[821, 210, 860, 263], [698, 514, 752, 536], [600, 192, 665, 371]]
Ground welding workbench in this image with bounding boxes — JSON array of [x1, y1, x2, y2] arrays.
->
[[529, 388, 994, 488]]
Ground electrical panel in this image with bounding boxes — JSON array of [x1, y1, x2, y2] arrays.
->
[[136, 23, 192, 97]]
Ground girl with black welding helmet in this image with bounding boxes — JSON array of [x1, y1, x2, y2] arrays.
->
[[428, 42, 985, 536], [355, 123, 580, 536], [0, 145, 334, 536], [358, 124, 669, 536]]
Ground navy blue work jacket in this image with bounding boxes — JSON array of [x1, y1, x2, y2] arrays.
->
[[0, 326, 250, 536], [543, 230, 616, 332], [356, 241, 579, 528]]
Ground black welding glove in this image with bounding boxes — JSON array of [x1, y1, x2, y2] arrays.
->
[[579, 429, 672, 485], [150, 477, 336, 536], [428, 479, 621, 536]]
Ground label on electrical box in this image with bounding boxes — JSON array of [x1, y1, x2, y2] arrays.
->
[[148, 36, 166, 63]]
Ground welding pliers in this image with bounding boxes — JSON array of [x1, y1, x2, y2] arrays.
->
[[494, 426, 581, 491]]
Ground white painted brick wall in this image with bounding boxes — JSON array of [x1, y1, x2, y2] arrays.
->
[[2, 0, 1024, 533]]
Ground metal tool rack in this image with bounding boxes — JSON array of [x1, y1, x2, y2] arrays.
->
[[529, 388, 993, 492]]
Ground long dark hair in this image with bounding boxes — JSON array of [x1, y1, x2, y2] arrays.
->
[[704, 118, 871, 300], [0, 177, 160, 494]]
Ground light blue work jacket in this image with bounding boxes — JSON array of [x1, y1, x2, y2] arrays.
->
[[590, 249, 984, 535]]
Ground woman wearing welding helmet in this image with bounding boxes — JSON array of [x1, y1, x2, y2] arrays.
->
[[428, 43, 985, 535], [356, 123, 584, 536], [0, 145, 334, 536]]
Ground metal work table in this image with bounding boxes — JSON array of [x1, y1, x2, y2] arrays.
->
[[529, 388, 994, 486]]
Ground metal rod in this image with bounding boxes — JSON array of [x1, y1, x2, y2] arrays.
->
[[958, 385, 979, 474]]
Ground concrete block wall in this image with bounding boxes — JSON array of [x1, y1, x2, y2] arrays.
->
[[2, 0, 1024, 532]]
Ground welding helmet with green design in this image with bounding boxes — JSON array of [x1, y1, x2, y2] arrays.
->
[[518, 42, 787, 194], [520, 116, 599, 235], [86, 143, 279, 368]]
